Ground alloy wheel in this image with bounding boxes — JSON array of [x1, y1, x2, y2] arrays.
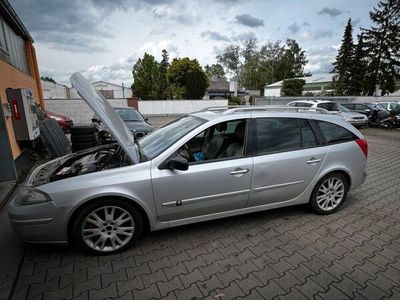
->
[[316, 177, 345, 211], [81, 206, 135, 252]]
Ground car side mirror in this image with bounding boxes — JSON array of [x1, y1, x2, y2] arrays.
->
[[364, 109, 371, 113], [167, 155, 188, 171]]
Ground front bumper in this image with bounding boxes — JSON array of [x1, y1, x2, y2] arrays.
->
[[348, 119, 368, 127], [8, 197, 70, 244]]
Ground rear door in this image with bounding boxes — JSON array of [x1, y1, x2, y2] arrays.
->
[[248, 117, 327, 207]]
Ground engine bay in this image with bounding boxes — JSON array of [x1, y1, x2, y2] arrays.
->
[[30, 144, 131, 186]]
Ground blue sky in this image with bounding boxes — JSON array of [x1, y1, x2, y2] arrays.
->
[[12, 0, 378, 86]]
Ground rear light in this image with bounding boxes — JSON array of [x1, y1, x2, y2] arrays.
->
[[355, 138, 368, 158]]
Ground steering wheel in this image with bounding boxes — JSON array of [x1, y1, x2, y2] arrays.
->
[[180, 144, 194, 161]]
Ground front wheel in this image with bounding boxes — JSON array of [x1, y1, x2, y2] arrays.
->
[[71, 199, 143, 255], [310, 173, 348, 214]]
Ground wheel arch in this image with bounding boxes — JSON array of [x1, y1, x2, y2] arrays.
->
[[66, 195, 151, 244]]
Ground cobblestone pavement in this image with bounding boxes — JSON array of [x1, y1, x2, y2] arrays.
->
[[2, 128, 400, 300]]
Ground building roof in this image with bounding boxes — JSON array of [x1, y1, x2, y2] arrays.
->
[[207, 76, 229, 92], [0, 0, 33, 42], [265, 73, 335, 89], [92, 81, 129, 89]]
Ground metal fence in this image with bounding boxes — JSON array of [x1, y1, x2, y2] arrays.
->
[[255, 96, 400, 106]]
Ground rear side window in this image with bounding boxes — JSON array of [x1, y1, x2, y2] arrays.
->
[[255, 118, 301, 154], [316, 121, 357, 144], [317, 102, 338, 111], [300, 119, 318, 147]]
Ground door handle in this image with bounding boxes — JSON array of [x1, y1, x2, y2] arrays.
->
[[306, 158, 321, 164], [230, 168, 249, 175]]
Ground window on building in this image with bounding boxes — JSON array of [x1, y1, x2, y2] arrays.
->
[[0, 15, 30, 74], [99, 90, 114, 99]]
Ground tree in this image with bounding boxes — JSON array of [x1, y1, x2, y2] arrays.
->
[[362, 0, 400, 95], [204, 63, 226, 79], [158, 49, 171, 99], [283, 39, 308, 78], [41, 76, 56, 83], [167, 58, 209, 99], [216, 45, 241, 81], [132, 53, 160, 100], [280, 79, 305, 96], [332, 18, 355, 96], [350, 34, 368, 95]]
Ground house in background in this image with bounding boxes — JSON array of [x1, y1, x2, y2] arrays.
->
[[264, 74, 334, 97], [204, 75, 230, 99], [41, 80, 68, 99], [92, 81, 132, 99], [0, 0, 43, 181]]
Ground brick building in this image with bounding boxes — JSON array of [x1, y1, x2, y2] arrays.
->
[[0, 0, 43, 181]]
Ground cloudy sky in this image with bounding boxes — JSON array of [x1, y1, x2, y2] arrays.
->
[[12, 0, 377, 86]]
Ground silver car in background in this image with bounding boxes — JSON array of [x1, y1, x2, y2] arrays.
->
[[8, 74, 368, 255]]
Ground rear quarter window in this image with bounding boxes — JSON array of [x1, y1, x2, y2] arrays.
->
[[316, 120, 357, 144]]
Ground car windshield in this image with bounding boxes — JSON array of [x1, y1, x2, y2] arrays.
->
[[139, 115, 206, 159], [114, 108, 144, 121], [338, 104, 350, 112]]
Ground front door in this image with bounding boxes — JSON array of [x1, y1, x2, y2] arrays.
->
[[151, 119, 253, 222]]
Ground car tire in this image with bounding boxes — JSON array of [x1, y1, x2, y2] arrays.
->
[[71, 199, 143, 255], [71, 134, 97, 143], [310, 172, 348, 215], [70, 125, 96, 135]]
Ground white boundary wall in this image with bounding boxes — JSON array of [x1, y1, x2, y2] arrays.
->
[[44, 99, 128, 124], [44, 99, 228, 124], [138, 100, 228, 116]]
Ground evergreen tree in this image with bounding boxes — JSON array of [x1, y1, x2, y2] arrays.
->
[[362, 0, 400, 95], [158, 49, 171, 99], [332, 18, 355, 96], [132, 53, 160, 100], [350, 34, 368, 95]]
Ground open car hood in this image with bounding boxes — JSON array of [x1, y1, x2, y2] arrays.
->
[[70, 73, 140, 164]]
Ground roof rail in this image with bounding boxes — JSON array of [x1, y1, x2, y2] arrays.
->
[[200, 105, 329, 114]]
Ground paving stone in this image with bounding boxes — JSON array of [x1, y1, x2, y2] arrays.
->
[[89, 282, 118, 300], [157, 276, 183, 297], [174, 283, 203, 299], [197, 275, 224, 297], [132, 284, 160, 300], [117, 277, 144, 295]]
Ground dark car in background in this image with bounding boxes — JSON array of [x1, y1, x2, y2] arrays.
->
[[341, 103, 389, 118], [45, 110, 73, 132], [93, 106, 154, 141]]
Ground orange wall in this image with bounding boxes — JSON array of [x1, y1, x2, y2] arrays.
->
[[0, 41, 43, 159]]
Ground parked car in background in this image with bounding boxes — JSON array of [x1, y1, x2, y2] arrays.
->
[[45, 110, 73, 132], [8, 73, 368, 255], [287, 100, 368, 128], [341, 102, 390, 126], [379, 102, 400, 112], [93, 106, 153, 141]]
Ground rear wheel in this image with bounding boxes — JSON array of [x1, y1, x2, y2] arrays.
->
[[310, 173, 348, 214], [71, 199, 143, 255]]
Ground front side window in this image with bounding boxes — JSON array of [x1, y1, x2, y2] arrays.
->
[[254, 118, 301, 154], [178, 119, 247, 163], [316, 120, 357, 144]]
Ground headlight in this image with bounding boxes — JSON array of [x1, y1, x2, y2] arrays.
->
[[15, 187, 51, 205]]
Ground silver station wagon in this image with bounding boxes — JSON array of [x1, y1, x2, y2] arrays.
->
[[8, 73, 368, 254]]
